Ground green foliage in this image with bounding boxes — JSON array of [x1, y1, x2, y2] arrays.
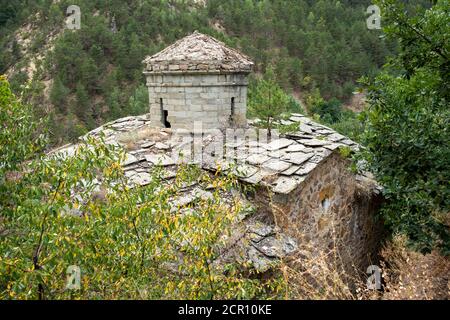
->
[[307, 92, 365, 143], [310, 98, 343, 124], [127, 84, 149, 116], [248, 66, 290, 135], [50, 77, 70, 113], [0, 75, 47, 173], [331, 110, 366, 143], [286, 96, 304, 114], [1, 0, 417, 146], [361, 0, 450, 254], [0, 77, 280, 299], [338, 146, 352, 159], [74, 82, 91, 123], [277, 122, 299, 135]]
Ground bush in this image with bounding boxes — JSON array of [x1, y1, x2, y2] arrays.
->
[[0, 77, 280, 299], [310, 98, 343, 124], [361, 0, 450, 254]]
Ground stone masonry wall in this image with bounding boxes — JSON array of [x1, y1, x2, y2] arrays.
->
[[146, 72, 248, 130], [253, 151, 383, 276]]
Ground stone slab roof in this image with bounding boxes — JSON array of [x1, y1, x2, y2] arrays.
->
[[51, 113, 378, 272], [143, 31, 253, 73], [54, 113, 363, 196]]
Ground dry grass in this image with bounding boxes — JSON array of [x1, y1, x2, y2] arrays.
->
[[278, 234, 449, 300], [380, 235, 449, 300], [280, 243, 365, 300]]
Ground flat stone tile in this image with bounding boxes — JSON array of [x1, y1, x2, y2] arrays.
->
[[340, 138, 356, 146], [289, 116, 304, 122], [282, 152, 314, 165], [285, 133, 314, 140], [242, 169, 274, 184], [309, 154, 325, 164], [285, 144, 307, 153], [129, 172, 152, 186], [272, 176, 299, 194], [267, 150, 287, 158], [298, 139, 329, 147], [233, 164, 259, 178], [266, 138, 294, 151], [280, 120, 294, 125], [246, 153, 271, 166], [324, 143, 343, 151], [145, 154, 175, 166], [122, 153, 139, 166], [327, 133, 346, 142], [281, 165, 300, 176], [262, 159, 292, 173], [296, 162, 317, 176], [155, 142, 170, 150], [141, 141, 155, 148], [299, 123, 313, 134]]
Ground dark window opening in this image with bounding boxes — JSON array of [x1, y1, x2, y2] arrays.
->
[[230, 97, 235, 123], [160, 98, 171, 128], [163, 110, 171, 128]]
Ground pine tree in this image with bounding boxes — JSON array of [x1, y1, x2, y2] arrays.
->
[[75, 82, 90, 122], [248, 65, 289, 137], [49, 77, 69, 113]]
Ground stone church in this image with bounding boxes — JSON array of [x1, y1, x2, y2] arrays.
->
[[56, 31, 383, 280]]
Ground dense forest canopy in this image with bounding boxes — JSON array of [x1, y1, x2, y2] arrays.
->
[[361, 0, 449, 254], [1, 0, 429, 144]]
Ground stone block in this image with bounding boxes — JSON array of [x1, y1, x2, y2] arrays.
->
[[166, 87, 185, 93], [168, 64, 180, 71], [174, 105, 187, 112], [166, 98, 185, 106], [186, 87, 203, 93], [184, 76, 201, 85], [205, 98, 220, 105], [218, 74, 228, 83], [153, 87, 167, 93], [202, 105, 219, 111], [184, 92, 201, 99], [200, 92, 218, 99], [201, 74, 218, 83], [204, 111, 219, 118], [188, 104, 202, 112]]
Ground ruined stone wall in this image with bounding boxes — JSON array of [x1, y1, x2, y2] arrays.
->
[[146, 72, 248, 130], [253, 151, 383, 274]]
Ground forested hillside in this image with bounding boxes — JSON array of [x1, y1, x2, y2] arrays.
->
[[0, 0, 426, 145], [1, 0, 448, 301]]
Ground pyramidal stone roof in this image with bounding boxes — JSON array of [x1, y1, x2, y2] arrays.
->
[[143, 31, 253, 73]]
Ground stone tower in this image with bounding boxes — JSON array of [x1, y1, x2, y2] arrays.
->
[[143, 31, 253, 131]]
